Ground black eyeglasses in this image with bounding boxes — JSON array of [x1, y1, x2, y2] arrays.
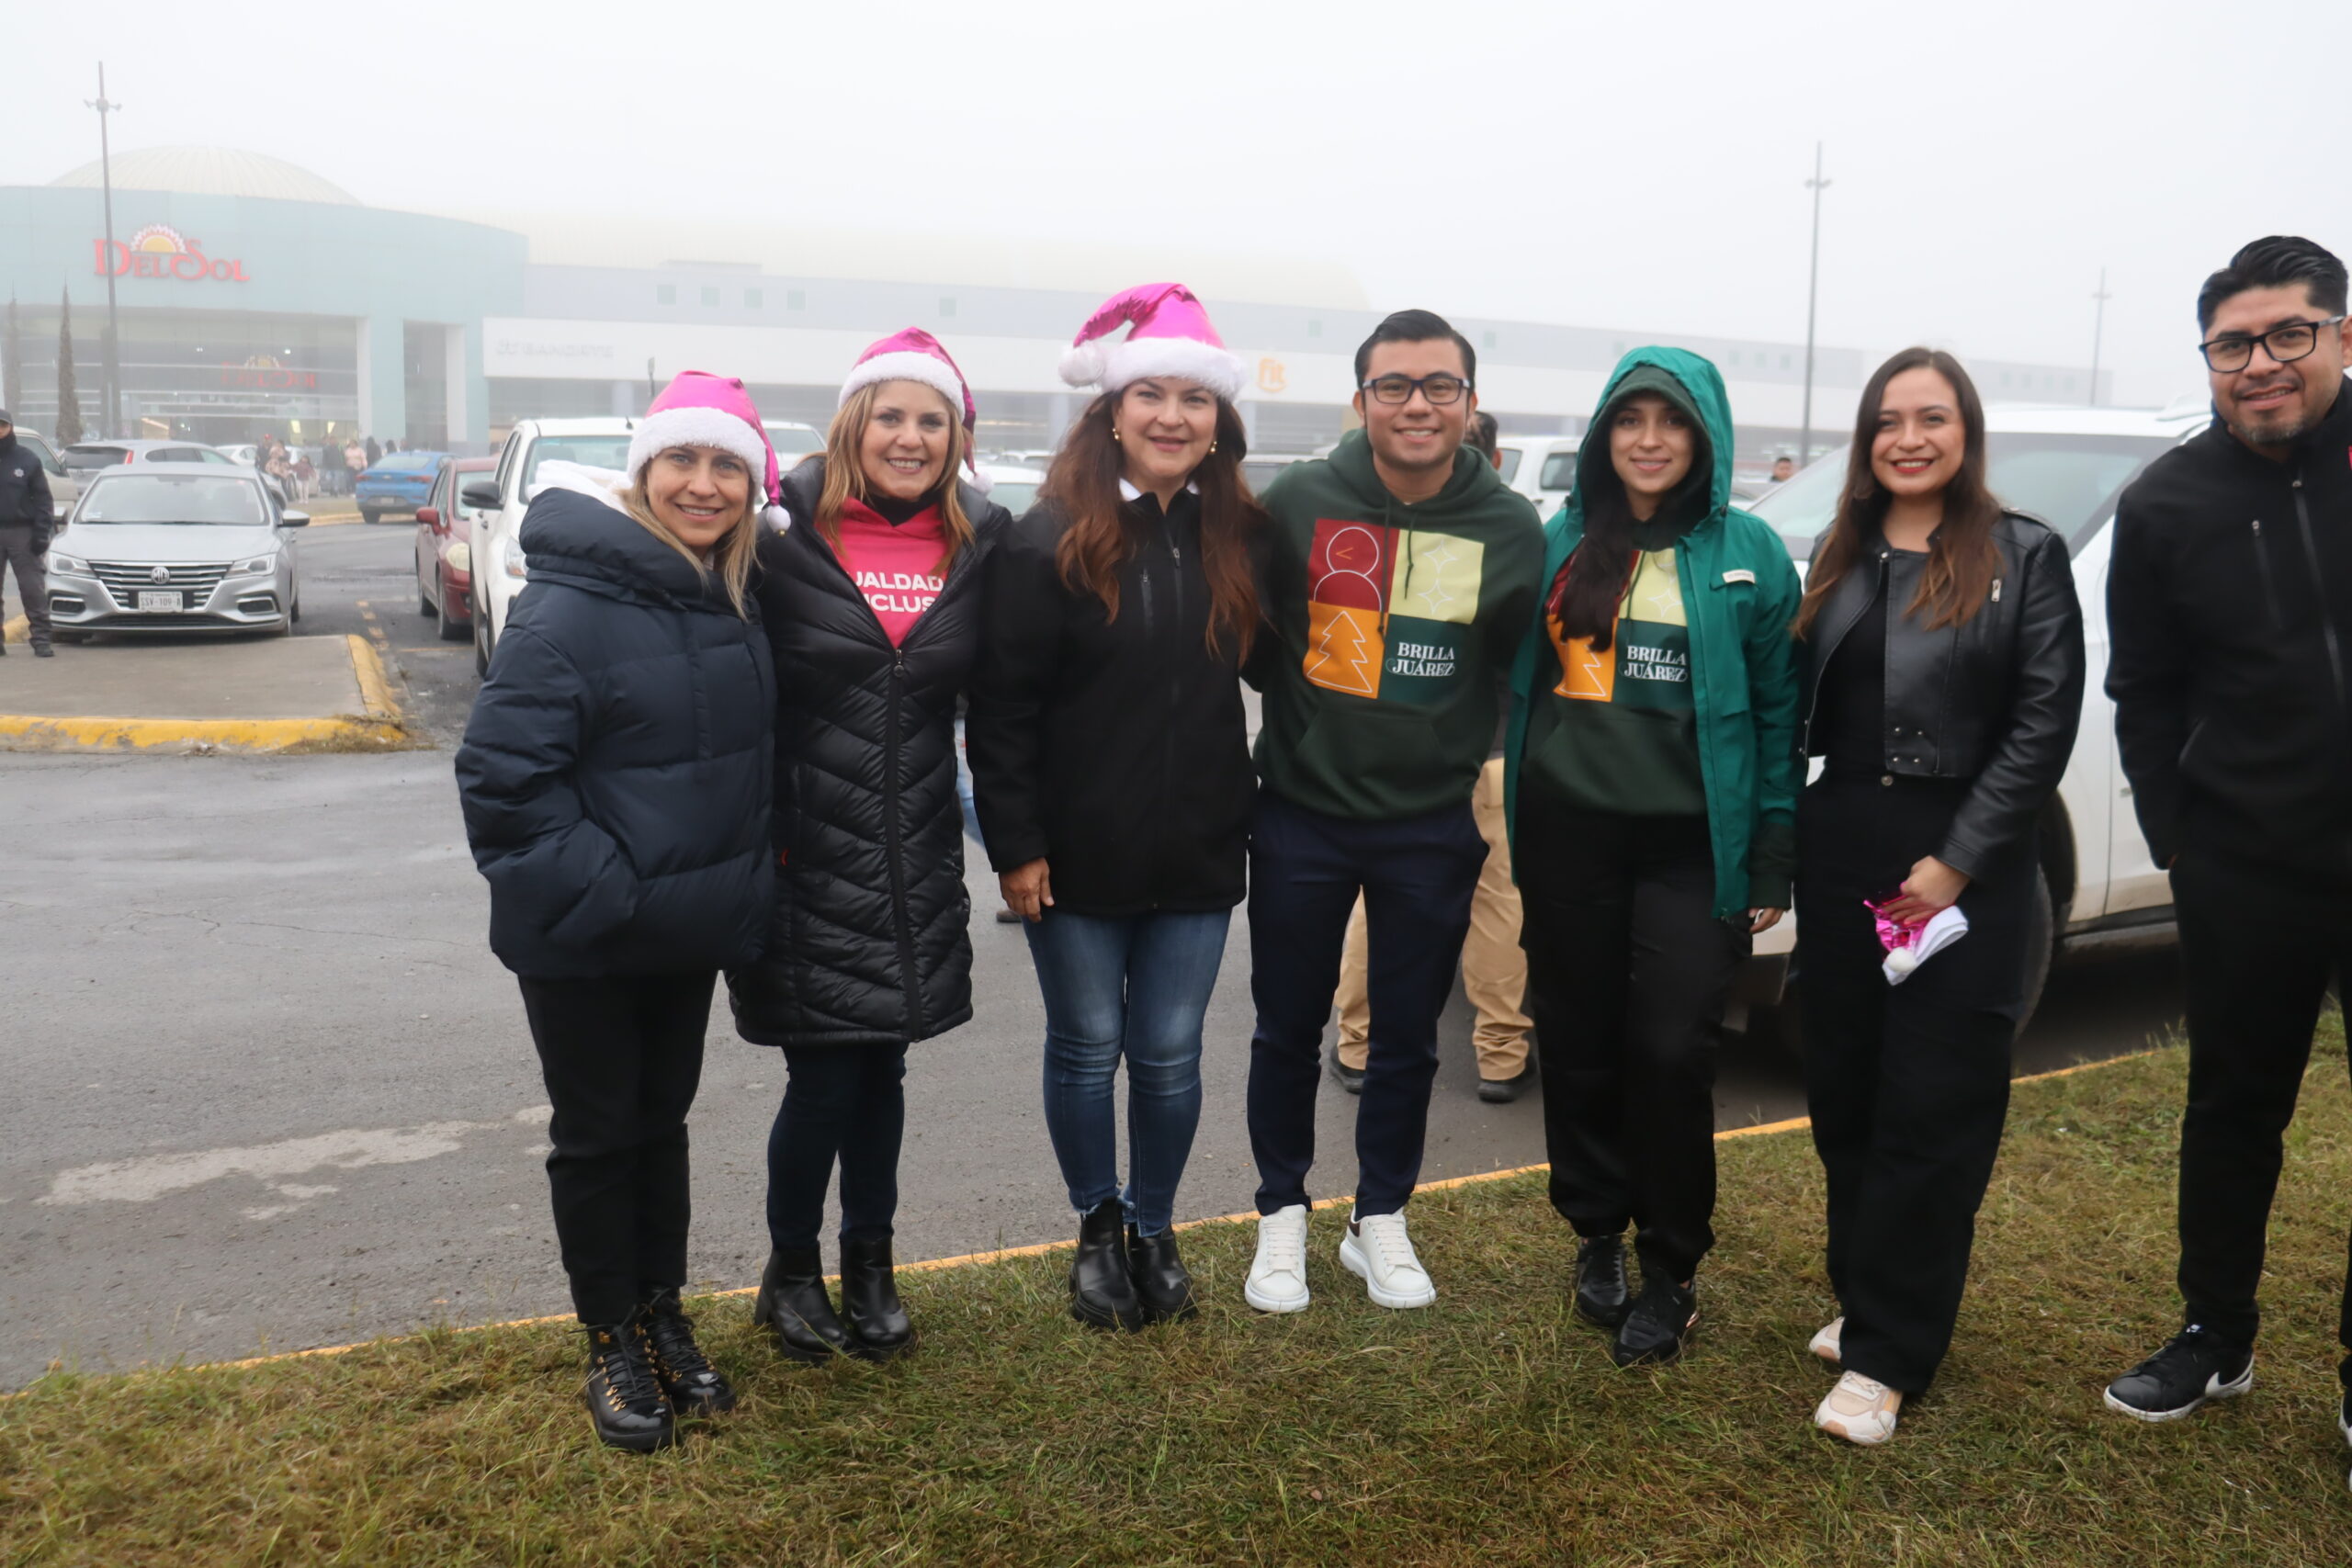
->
[[1360, 373, 1472, 406], [2199, 316, 2346, 373]]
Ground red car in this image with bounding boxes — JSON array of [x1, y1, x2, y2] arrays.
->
[[414, 456, 498, 642]]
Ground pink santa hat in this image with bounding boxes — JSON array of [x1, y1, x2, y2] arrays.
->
[[624, 370, 788, 531], [838, 328, 988, 490], [1059, 282, 1247, 402]]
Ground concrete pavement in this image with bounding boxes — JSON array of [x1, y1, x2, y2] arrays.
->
[[0, 746, 2187, 1388], [0, 633, 405, 753]]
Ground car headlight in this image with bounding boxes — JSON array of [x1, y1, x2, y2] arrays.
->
[[233, 555, 277, 576], [48, 552, 92, 574], [442, 541, 471, 573], [503, 540, 528, 580]]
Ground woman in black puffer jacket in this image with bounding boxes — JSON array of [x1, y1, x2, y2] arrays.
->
[[726, 330, 1009, 1365], [457, 371, 780, 1454]]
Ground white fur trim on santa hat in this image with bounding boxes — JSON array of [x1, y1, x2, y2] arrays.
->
[[1062, 334, 1247, 402], [624, 405, 773, 489], [840, 351, 968, 418]]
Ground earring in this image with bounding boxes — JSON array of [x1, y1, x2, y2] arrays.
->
[[1112, 428, 1121, 442], [1209, 439, 1218, 455]]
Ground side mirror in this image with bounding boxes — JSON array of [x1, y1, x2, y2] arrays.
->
[[416, 505, 440, 528], [461, 481, 503, 511], [280, 510, 311, 527]]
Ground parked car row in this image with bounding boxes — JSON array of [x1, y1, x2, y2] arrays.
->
[[41, 463, 308, 639]]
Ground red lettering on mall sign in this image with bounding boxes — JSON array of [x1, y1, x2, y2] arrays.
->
[[91, 224, 252, 284]]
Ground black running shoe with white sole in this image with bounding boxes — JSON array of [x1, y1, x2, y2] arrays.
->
[[2102, 1325, 2254, 1422]]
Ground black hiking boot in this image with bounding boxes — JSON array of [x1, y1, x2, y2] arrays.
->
[[639, 1288, 736, 1416], [1573, 1234, 1632, 1330], [582, 1313, 675, 1453]]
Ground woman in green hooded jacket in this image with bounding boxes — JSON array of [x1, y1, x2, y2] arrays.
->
[[1503, 346, 1803, 1369]]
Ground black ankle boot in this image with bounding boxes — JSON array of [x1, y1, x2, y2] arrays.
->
[[639, 1288, 736, 1415], [751, 1247, 853, 1364], [839, 1235, 915, 1362], [1573, 1234, 1632, 1329], [1069, 1198, 1143, 1331], [582, 1311, 674, 1453], [1611, 1274, 1699, 1368], [1126, 1225, 1198, 1325]]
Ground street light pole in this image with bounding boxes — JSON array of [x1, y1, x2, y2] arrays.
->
[[1800, 142, 1830, 464], [2088, 265, 2111, 408], [85, 62, 123, 439]]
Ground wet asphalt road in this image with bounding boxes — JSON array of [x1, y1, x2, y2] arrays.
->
[[0, 524, 2187, 1386]]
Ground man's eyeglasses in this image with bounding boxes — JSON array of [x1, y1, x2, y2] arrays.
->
[[1361, 373, 1472, 406], [2199, 316, 2346, 373]]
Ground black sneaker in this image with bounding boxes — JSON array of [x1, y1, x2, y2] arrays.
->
[[1611, 1275, 1698, 1368], [1329, 1051, 1365, 1096], [1573, 1234, 1632, 1329], [582, 1314, 675, 1452], [1478, 1064, 1535, 1104], [2103, 1325, 2254, 1422], [640, 1289, 736, 1416]]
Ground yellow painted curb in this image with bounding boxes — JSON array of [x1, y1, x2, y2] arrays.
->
[[144, 1048, 2161, 1379], [0, 634, 411, 754]]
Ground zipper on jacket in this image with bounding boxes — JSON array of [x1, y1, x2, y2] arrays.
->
[[2290, 476, 2347, 714], [883, 647, 926, 1038], [2250, 518, 2286, 629]]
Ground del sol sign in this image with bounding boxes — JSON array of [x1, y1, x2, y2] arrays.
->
[[92, 224, 251, 283]]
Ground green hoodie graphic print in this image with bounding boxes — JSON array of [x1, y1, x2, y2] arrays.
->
[[1503, 347, 1805, 919], [1254, 431, 1544, 820]]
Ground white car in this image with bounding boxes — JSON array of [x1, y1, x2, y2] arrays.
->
[[1495, 432, 1582, 517], [1736, 402, 2207, 1034], [45, 462, 305, 639], [466, 418, 639, 674], [764, 421, 822, 471], [976, 463, 1046, 516]]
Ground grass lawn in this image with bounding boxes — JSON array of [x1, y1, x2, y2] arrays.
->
[[6, 1027, 2349, 1566]]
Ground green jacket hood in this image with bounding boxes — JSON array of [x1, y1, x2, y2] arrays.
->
[[1325, 427, 1519, 520], [1571, 347, 1737, 535]]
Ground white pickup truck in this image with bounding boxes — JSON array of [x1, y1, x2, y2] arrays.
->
[[1737, 401, 2208, 1032]]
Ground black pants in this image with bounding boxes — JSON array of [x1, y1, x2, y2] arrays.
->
[[1517, 798, 1747, 1285], [517, 971, 714, 1325], [1, 526, 49, 642], [1245, 789, 1486, 1216], [1796, 774, 2032, 1393], [2172, 844, 2352, 1389], [766, 1043, 909, 1252]]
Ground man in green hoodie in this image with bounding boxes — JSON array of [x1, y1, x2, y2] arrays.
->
[[1241, 310, 1544, 1316]]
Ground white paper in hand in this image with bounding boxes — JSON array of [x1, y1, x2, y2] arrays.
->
[[1883, 906, 1969, 986]]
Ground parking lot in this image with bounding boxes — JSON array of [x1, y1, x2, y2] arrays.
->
[[0, 521, 2188, 1388]]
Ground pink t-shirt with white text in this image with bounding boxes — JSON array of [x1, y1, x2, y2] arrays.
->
[[832, 497, 948, 647]]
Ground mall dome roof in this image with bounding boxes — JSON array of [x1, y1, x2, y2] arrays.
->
[[49, 146, 358, 206]]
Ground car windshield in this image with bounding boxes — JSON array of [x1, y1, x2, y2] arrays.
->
[[989, 480, 1040, 514], [763, 424, 823, 457], [79, 474, 266, 525], [63, 446, 129, 471], [524, 435, 636, 486], [1747, 431, 2181, 560], [378, 454, 439, 472]]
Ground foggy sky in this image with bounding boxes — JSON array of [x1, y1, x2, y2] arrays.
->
[[7, 0, 2346, 408]]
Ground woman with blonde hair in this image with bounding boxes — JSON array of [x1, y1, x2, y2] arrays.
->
[[728, 329, 1012, 1365], [457, 370, 782, 1452]]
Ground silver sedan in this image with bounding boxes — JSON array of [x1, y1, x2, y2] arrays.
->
[[43, 464, 307, 640]]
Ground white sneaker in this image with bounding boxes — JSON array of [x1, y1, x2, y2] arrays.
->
[[1815, 1371, 1903, 1446], [1245, 1204, 1312, 1313], [1338, 1211, 1437, 1309], [1809, 1316, 1844, 1365]]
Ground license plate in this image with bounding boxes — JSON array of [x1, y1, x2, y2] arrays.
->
[[136, 591, 183, 613]]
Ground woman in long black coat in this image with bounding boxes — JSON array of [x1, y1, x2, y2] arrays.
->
[[727, 330, 1010, 1363], [457, 371, 781, 1453]]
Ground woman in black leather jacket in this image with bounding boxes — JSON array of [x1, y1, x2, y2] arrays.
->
[[1790, 347, 2085, 1446]]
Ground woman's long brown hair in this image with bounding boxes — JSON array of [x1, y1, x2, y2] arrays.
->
[[813, 380, 977, 570], [1793, 346, 2004, 638], [1039, 389, 1265, 663]]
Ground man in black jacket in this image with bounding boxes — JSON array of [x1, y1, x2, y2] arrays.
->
[[0, 410, 57, 658], [2104, 236, 2352, 1455]]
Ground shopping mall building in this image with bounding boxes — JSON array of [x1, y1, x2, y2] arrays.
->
[[0, 146, 2109, 460]]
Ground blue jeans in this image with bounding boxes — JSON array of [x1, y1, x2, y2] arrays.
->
[[1023, 907, 1231, 1237]]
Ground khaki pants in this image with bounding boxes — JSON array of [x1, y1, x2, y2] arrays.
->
[[1337, 757, 1531, 1079]]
